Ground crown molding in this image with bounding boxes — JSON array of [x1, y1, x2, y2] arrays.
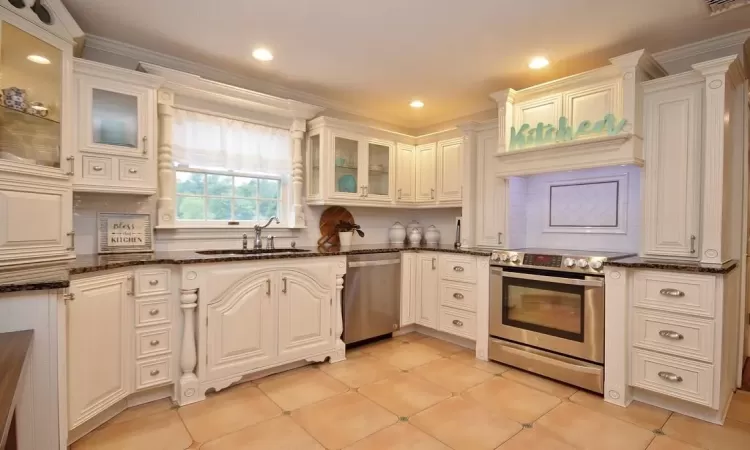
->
[[653, 28, 750, 64], [83, 34, 405, 128]]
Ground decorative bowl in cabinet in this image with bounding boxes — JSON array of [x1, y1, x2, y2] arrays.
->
[[2, 87, 27, 112], [337, 174, 357, 193]]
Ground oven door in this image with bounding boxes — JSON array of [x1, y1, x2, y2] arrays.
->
[[489, 267, 604, 364]]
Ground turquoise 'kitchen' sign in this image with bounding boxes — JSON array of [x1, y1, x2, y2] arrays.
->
[[509, 114, 627, 151]]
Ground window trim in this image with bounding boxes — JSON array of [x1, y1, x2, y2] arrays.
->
[[174, 165, 288, 227]]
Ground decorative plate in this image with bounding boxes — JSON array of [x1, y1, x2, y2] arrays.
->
[[337, 174, 357, 193]]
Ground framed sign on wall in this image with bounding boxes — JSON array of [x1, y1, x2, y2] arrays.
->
[[97, 213, 154, 254]]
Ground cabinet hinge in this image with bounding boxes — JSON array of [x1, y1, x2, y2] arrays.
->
[[329, 328, 332, 336], [330, 298, 332, 306], [63, 293, 75, 303], [206, 317, 208, 327]]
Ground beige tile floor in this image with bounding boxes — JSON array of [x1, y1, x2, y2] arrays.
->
[[72, 333, 750, 450]]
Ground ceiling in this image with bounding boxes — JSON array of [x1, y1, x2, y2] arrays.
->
[[62, 0, 750, 131]]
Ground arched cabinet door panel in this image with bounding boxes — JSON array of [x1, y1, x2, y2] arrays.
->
[[277, 269, 333, 360], [205, 271, 276, 381]]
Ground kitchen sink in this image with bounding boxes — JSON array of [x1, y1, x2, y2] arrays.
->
[[195, 248, 310, 255]]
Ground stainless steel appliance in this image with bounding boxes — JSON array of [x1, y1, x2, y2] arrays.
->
[[488, 248, 633, 393], [343, 253, 401, 344]]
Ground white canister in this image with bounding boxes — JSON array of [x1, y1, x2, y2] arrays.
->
[[338, 231, 354, 247], [406, 220, 422, 238], [389, 221, 406, 244], [408, 227, 422, 246], [424, 225, 440, 245]]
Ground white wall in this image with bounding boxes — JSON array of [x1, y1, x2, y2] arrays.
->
[[516, 165, 642, 252], [73, 193, 460, 254]]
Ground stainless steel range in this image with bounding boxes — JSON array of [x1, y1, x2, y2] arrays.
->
[[488, 248, 633, 393]]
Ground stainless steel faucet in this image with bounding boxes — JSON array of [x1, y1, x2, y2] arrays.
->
[[254, 217, 280, 249]]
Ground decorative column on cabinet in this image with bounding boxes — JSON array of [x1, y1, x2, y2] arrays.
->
[[488, 88, 516, 155], [330, 264, 347, 363], [290, 119, 306, 228], [178, 286, 201, 405], [458, 122, 479, 247], [692, 55, 745, 266], [156, 89, 176, 227]]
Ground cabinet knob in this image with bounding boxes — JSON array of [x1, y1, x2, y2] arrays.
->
[[452, 319, 464, 327], [149, 308, 160, 316], [128, 168, 138, 174], [149, 369, 160, 377], [453, 292, 464, 300], [92, 165, 103, 172], [149, 279, 159, 286], [149, 340, 160, 346], [453, 266, 465, 272]]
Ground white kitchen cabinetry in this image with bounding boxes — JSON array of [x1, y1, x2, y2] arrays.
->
[[67, 272, 132, 430], [277, 269, 333, 360], [395, 143, 416, 203], [415, 253, 439, 328], [415, 143, 437, 203], [642, 79, 703, 259], [306, 117, 462, 208], [0, 7, 81, 267], [72, 59, 162, 195], [180, 257, 346, 405], [436, 138, 463, 204]]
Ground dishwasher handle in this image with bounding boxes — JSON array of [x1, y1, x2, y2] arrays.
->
[[348, 259, 401, 268]]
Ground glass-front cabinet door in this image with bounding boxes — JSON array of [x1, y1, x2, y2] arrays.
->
[[78, 76, 149, 157], [363, 139, 393, 200], [0, 21, 62, 169], [330, 131, 362, 199]]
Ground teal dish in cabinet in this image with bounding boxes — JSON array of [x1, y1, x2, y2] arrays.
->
[[337, 174, 357, 193]]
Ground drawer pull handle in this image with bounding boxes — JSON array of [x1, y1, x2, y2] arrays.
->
[[452, 319, 464, 327], [659, 288, 685, 297], [658, 330, 684, 340], [149, 308, 160, 316], [149, 340, 160, 346], [149, 369, 160, 377], [92, 165, 103, 171], [128, 168, 138, 174], [149, 279, 159, 286], [453, 292, 464, 300], [453, 266, 465, 272], [658, 371, 683, 383]]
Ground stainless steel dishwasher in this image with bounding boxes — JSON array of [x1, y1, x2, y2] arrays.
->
[[343, 252, 401, 344]]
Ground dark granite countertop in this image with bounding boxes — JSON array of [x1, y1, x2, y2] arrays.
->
[[0, 245, 492, 293], [604, 256, 738, 274]]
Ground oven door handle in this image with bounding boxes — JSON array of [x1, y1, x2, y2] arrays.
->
[[500, 271, 604, 287]]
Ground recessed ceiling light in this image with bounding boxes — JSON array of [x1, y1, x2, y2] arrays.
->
[[27, 54, 51, 64], [252, 48, 274, 62], [529, 56, 549, 69], [410, 100, 424, 109]]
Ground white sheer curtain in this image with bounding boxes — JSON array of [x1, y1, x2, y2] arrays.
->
[[172, 108, 292, 175]]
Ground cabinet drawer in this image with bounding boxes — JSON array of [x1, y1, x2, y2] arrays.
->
[[82, 155, 114, 181], [439, 254, 477, 283], [136, 328, 171, 359], [633, 271, 715, 318], [135, 357, 172, 390], [439, 281, 476, 312], [136, 299, 170, 327], [630, 349, 714, 407], [438, 307, 476, 340], [632, 309, 714, 362], [118, 159, 147, 182], [135, 269, 170, 297]]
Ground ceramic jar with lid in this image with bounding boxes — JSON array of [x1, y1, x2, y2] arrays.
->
[[424, 225, 440, 245], [406, 220, 422, 237], [408, 227, 422, 246], [388, 222, 406, 245]]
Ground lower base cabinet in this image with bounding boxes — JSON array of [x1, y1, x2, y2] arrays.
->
[[415, 254, 439, 328]]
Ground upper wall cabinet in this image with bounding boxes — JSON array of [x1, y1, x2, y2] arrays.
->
[[306, 117, 462, 208], [0, 4, 82, 266], [73, 59, 162, 195]]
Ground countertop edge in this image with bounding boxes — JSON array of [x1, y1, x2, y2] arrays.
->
[[604, 259, 738, 274]]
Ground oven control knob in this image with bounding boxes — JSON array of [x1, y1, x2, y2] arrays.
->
[[509, 254, 519, 263], [577, 259, 589, 268], [590, 260, 603, 270], [563, 258, 576, 268], [499, 253, 509, 262]]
